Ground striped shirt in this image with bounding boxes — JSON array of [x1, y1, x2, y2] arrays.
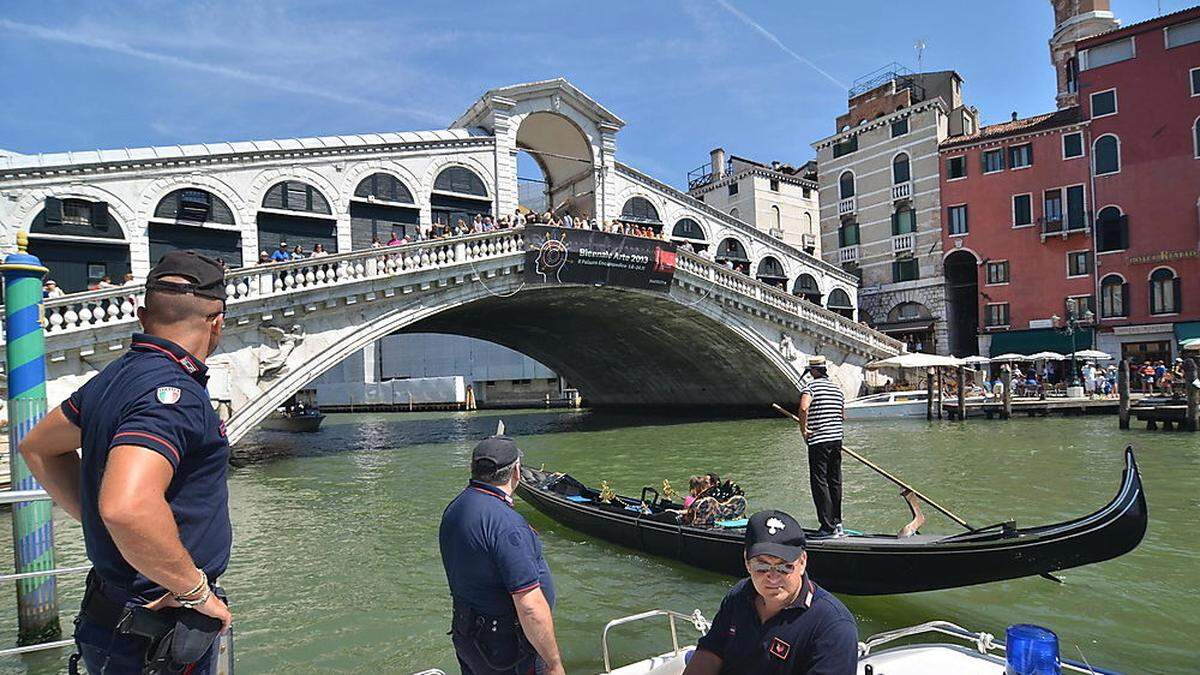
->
[[800, 377, 844, 445]]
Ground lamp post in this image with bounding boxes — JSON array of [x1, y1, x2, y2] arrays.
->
[[1052, 298, 1095, 387]]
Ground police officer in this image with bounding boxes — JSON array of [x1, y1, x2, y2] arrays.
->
[[20, 251, 233, 674], [683, 510, 858, 675], [439, 436, 565, 675]]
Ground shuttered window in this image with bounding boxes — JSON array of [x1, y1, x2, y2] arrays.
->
[[263, 181, 332, 214]]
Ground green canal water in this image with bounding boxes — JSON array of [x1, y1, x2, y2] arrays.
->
[[1, 410, 1196, 674]]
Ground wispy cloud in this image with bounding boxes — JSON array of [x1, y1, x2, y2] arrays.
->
[[711, 0, 848, 92], [0, 18, 446, 125]]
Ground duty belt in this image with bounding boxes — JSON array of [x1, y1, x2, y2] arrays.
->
[[450, 603, 534, 671]]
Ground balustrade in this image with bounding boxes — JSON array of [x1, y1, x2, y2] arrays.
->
[[837, 197, 857, 216], [891, 182, 912, 201], [892, 233, 915, 255]]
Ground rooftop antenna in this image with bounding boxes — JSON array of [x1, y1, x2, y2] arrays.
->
[[914, 39, 927, 74]]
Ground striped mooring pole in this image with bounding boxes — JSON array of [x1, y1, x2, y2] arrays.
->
[[2, 231, 61, 645]]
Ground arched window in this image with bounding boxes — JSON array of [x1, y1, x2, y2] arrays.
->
[[354, 173, 414, 204], [716, 238, 750, 274], [1100, 274, 1128, 318], [888, 302, 930, 322], [1094, 135, 1120, 175], [672, 218, 705, 241], [621, 197, 661, 224], [729, 207, 740, 219], [155, 189, 235, 224], [1096, 206, 1128, 252], [793, 273, 822, 304], [803, 212, 813, 233], [755, 256, 787, 288], [1149, 268, 1181, 315], [263, 181, 332, 214], [434, 166, 488, 196], [32, 197, 130, 293], [892, 153, 910, 184], [827, 288, 854, 318], [838, 171, 855, 199], [771, 205, 782, 231]]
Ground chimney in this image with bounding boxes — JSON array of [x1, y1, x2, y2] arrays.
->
[[710, 147, 726, 180], [1011, 111, 1019, 121]]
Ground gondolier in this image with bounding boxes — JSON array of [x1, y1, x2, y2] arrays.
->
[[798, 356, 845, 538], [439, 436, 565, 675], [683, 510, 858, 674], [19, 251, 233, 674]]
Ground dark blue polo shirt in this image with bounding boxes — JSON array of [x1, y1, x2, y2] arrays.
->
[[62, 333, 232, 597], [696, 576, 858, 674], [439, 481, 555, 618]]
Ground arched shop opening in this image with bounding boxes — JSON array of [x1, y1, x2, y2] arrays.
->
[[792, 273, 822, 304], [620, 197, 662, 234], [671, 218, 709, 253], [827, 288, 855, 319], [884, 301, 936, 354], [150, 189, 242, 267], [257, 181, 337, 255], [30, 197, 130, 292], [755, 256, 787, 289], [715, 238, 750, 274], [432, 166, 491, 228], [350, 173, 419, 248], [515, 111, 595, 219], [944, 249, 980, 356]]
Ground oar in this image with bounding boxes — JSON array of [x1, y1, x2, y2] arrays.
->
[[771, 403, 977, 531]]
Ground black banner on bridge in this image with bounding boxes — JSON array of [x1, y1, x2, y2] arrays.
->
[[524, 225, 677, 292]]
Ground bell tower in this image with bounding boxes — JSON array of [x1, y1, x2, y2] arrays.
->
[[1049, 0, 1119, 109]]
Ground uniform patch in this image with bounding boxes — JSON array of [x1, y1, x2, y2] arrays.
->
[[180, 357, 198, 374], [507, 530, 524, 548], [769, 637, 791, 660], [156, 386, 182, 404]]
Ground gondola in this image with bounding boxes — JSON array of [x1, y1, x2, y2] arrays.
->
[[514, 447, 1147, 595]]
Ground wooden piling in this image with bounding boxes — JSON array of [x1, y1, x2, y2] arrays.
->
[[1001, 365, 1013, 420], [956, 366, 966, 421], [936, 368, 944, 419], [1118, 359, 1130, 430], [1186, 358, 1198, 432], [926, 367, 935, 421]]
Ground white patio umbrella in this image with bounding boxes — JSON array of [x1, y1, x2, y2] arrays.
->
[[1071, 349, 1113, 361], [991, 353, 1032, 362], [961, 355, 992, 365], [867, 352, 965, 370], [1028, 351, 1066, 361]]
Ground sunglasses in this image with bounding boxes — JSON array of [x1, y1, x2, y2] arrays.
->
[[749, 560, 797, 575]]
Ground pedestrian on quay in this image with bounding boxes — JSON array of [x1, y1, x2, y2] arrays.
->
[[682, 510, 858, 675], [20, 250, 233, 674], [798, 355, 846, 538], [439, 436, 565, 675]]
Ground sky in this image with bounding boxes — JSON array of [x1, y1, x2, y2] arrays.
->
[[0, 0, 1186, 189]]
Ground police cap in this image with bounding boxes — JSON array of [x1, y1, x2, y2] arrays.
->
[[745, 509, 806, 562], [471, 435, 521, 472], [147, 250, 226, 301]]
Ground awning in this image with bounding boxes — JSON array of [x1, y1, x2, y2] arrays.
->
[[873, 319, 935, 335], [1175, 321, 1200, 344], [987, 328, 1094, 357], [868, 353, 964, 370]]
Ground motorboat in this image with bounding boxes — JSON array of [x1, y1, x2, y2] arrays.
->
[[844, 390, 930, 419], [260, 388, 325, 433]]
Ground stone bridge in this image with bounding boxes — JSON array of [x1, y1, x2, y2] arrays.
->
[[4, 228, 901, 444]]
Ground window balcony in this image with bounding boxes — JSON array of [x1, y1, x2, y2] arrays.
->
[[891, 182, 912, 201], [837, 196, 856, 216], [801, 233, 816, 252], [837, 245, 859, 264], [1039, 214, 1090, 241], [892, 232, 915, 255]]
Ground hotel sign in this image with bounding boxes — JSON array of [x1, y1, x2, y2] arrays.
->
[[1128, 249, 1198, 265]]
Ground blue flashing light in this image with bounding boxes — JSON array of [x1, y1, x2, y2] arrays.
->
[[1006, 623, 1061, 675]]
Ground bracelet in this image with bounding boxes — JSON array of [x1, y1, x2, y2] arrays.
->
[[177, 584, 211, 609], [174, 568, 207, 602]]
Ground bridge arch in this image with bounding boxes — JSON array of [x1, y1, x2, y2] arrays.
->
[[513, 110, 596, 219]]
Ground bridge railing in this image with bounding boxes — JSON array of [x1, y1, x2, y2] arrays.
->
[[675, 251, 904, 356], [19, 229, 528, 340]]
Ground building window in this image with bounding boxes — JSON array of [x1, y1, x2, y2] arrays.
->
[[155, 189, 235, 224], [771, 205, 782, 233], [891, 207, 916, 235], [982, 149, 1005, 173], [838, 222, 859, 247], [985, 303, 1010, 327], [1062, 132, 1084, 159], [1149, 268, 1181, 315], [1165, 19, 1200, 49], [62, 200, 93, 226], [727, 181, 739, 197], [434, 166, 488, 196], [948, 205, 968, 235], [769, 178, 780, 192], [832, 135, 858, 158], [892, 258, 920, 283], [1100, 274, 1128, 317], [946, 156, 967, 179], [1013, 194, 1032, 227], [1194, 118, 1200, 158], [1091, 89, 1117, 117], [1067, 250, 1092, 277], [1044, 189, 1064, 226], [1094, 135, 1120, 175], [1081, 37, 1134, 70], [729, 207, 740, 219], [1192, 68, 1200, 96], [621, 197, 661, 224], [1066, 56, 1079, 94], [892, 154, 910, 184], [1068, 295, 1096, 318], [891, 118, 909, 137], [838, 171, 855, 199], [1096, 206, 1128, 252], [1066, 185, 1086, 230], [1009, 143, 1032, 169], [263, 181, 332, 214], [355, 173, 415, 204], [986, 260, 1009, 285], [803, 187, 812, 199]]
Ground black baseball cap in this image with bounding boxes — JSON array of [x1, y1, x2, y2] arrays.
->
[[147, 250, 227, 301], [745, 510, 806, 562], [471, 435, 521, 472]]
